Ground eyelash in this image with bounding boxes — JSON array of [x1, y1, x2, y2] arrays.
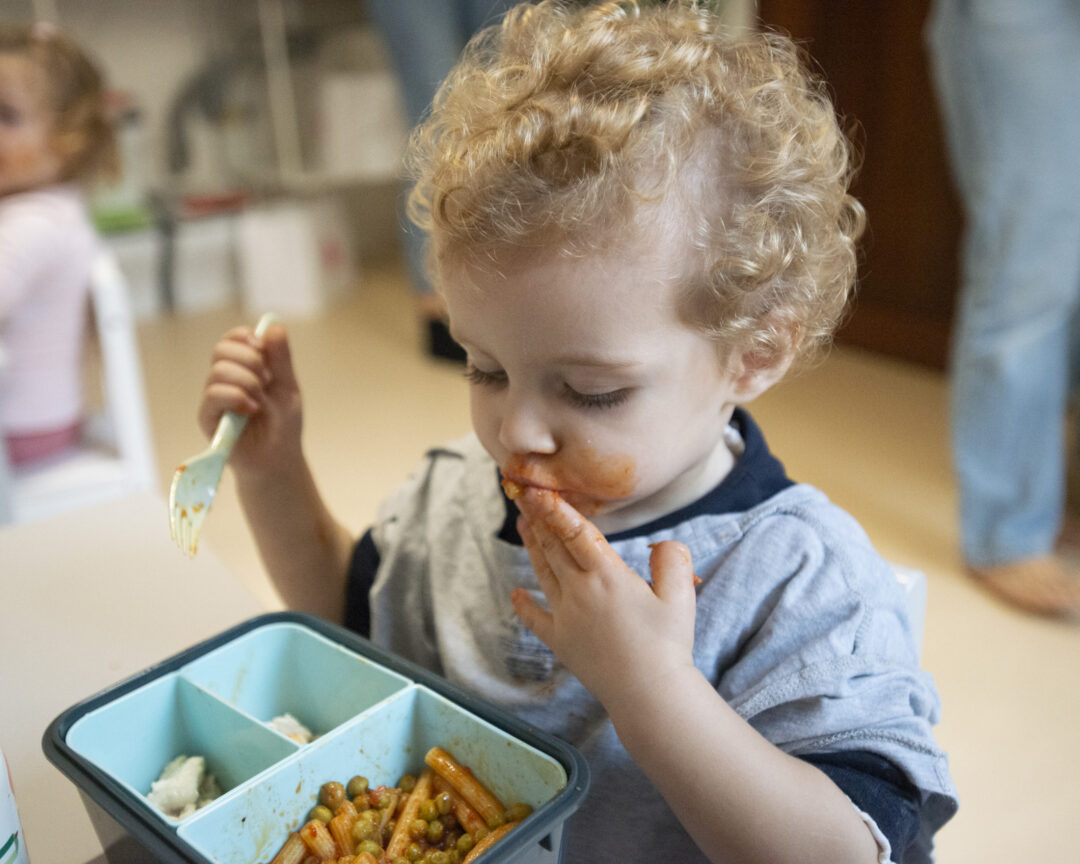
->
[[463, 366, 631, 410]]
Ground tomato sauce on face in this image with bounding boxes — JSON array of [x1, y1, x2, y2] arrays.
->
[[502, 448, 636, 515]]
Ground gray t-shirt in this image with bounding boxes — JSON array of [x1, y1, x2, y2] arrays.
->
[[364, 421, 957, 863]]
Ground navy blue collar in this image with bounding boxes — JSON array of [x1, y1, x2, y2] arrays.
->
[[496, 407, 794, 544]]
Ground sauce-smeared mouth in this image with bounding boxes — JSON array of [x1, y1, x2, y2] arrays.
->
[[500, 475, 559, 500], [501, 476, 526, 500]]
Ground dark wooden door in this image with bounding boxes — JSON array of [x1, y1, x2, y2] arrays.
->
[[757, 0, 962, 369]]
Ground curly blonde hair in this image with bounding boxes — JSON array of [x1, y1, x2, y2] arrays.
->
[[406, 0, 865, 366], [0, 23, 117, 184]]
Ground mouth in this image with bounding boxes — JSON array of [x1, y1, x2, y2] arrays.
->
[[500, 473, 558, 500]]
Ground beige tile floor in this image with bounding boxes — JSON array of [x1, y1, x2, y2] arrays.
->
[[138, 259, 1079, 863]]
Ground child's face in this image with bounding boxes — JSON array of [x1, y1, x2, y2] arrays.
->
[[0, 53, 63, 196], [443, 237, 751, 535]]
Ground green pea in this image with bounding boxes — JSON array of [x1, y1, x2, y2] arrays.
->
[[405, 842, 423, 862], [418, 799, 438, 821], [357, 839, 383, 856], [485, 810, 506, 830], [347, 775, 370, 798], [429, 852, 450, 864], [398, 773, 417, 794], [307, 804, 333, 824], [435, 791, 453, 815], [426, 818, 445, 843], [456, 833, 475, 854], [352, 817, 378, 843], [318, 781, 346, 810]]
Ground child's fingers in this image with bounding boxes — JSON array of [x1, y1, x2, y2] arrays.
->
[[221, 324, 266, 349], [210, 338, 271, 384], [523, 506, 583, 577], [525, 489, 609, 572], [197, 382, 261, 438], [518, 516, 562, 604], [648, 541, 698, 607], [206, 356, 265, 398], [510, 588, 555, 648], [261, 324, 298, 392]]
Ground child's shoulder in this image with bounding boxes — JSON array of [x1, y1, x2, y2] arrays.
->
[[1, 183, 90, 232]]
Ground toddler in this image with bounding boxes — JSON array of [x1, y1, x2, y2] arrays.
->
[[198, 3, 957, 862], [0, 22, 115, 465]]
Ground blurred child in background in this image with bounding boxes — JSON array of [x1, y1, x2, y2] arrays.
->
[[0, 22, 115, 466], [197, 3, 957, 861]]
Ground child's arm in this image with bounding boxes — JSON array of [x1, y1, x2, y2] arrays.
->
[[197, 323, 354, 622], [512, 488, 881, 864]]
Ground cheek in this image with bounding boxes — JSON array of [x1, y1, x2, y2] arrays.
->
[[0, 140, 56, 177]]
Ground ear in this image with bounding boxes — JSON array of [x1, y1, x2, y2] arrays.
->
[[723, 313, 803, 402], [728, 348, 794, 402]]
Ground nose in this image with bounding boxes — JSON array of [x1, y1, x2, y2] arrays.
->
[[497, 389, 557, 455]]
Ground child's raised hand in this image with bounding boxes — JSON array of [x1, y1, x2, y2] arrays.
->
[[196, 323, 302, 474], [511, 488, 699, 715]]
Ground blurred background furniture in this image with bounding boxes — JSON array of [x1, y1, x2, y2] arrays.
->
[[5, 250, 158, 524]]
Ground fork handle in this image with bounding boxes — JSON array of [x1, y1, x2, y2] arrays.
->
[[210, 312, 279, 453]]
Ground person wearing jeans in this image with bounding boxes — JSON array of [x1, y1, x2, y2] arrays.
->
[[367, 0, 520, 362], [926, 0, 1080, 614]]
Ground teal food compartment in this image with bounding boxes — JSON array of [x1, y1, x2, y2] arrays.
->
[[43, 613, 590, 864]]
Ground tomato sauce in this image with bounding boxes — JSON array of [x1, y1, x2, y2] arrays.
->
[[502, 448, 636, 515]]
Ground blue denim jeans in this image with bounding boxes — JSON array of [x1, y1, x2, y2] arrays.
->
[[926, 0, 1080, 567], [367, 0, 520, 296]]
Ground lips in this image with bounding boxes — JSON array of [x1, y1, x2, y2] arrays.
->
[[500, 473, 558, 500]]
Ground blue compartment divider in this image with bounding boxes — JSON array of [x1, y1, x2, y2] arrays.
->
[[65, 675, 297, 826], [180, 622, 412, 737]]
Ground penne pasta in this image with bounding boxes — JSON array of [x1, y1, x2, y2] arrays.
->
[[425, 747, 506, 828], [327, 805, 358, 857], [385, 767, 434, 860], [432, 774, 487, 836], [268, 831, 306, 864], [461, 821, 519, 864], [298, 818, 338, 860]]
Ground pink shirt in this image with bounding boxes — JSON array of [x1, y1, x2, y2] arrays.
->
[[0, 183, 98, 437]]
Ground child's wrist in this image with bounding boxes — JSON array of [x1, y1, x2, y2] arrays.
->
[[601, 660, 704, 732], [233, 448, 308, 492]]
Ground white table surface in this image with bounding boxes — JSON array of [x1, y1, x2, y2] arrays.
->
[[0, 492, 263, 863]]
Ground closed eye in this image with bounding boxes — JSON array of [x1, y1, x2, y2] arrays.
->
[[562, 385, 632, 410], [464, 366, 507, 387]]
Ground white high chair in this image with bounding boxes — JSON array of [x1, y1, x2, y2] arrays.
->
[[2, 248, 158, 524]]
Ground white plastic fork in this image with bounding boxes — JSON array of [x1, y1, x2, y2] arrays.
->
[[169, 312, 278, 557]]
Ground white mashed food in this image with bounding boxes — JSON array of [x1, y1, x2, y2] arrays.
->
[[147, 754, 223, 819], [269, 712, 314, 744]]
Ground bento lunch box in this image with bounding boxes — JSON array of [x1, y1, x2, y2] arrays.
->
[[43, 612, 590, 864]]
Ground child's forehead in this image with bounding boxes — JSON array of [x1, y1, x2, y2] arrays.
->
[[437, 193, 696, 290]]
